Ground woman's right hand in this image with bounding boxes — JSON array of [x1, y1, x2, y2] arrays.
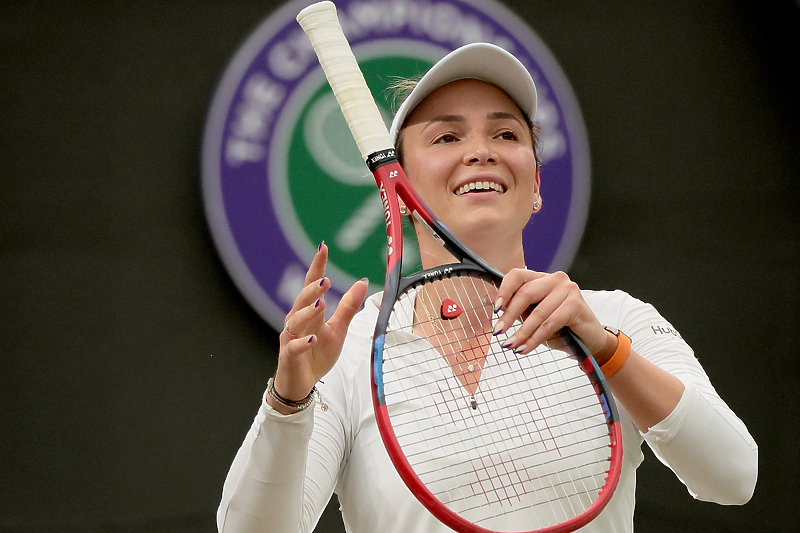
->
[[268, 243, 369, 414]]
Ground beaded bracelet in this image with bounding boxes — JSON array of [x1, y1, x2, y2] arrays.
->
[[599, 327, 632, 379]]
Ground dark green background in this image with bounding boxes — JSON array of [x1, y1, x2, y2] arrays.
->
[[288, 55, 427, 282], [1, 1, 797, 532]]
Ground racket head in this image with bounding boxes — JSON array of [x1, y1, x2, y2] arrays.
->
[[371, 264, 622, 533]]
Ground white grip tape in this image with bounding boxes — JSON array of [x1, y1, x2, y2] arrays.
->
[[297, 1, 393, 159]]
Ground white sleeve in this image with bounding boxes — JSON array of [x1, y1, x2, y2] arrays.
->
[[216, 299, 378, 533], [643, 380, 757, 504], [216, 393, 346, 533], [610, 292, 758, 505]]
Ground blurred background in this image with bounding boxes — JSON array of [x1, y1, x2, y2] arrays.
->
[[1, 1, 798, 532]]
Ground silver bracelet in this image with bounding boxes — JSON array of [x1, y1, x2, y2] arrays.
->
[[267, 378, 315, 411]]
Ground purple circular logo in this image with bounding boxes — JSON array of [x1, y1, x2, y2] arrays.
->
[[201, 0, 590, 332]]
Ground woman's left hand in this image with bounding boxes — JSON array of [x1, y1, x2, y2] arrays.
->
[[493, 269, 612, 356], [495, 269, 687, 432]]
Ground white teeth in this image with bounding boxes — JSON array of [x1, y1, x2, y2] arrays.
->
[[455, 181, 504, 196]]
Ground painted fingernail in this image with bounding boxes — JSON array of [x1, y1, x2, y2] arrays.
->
[[318, 241, 325, 251], [493, 297, 504, 314], [308, 335, 315, 343], [320, 277, 327, 286], [315, 298, 321, 308], [501, 336, 517, 349], [513, 344, 528, 354], [360, 277, 369, 283], [492, 321, 505, 336]]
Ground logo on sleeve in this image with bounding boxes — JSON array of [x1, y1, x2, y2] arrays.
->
[[648, 323, 682, 339]]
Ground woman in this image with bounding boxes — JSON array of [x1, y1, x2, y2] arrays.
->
[[217, 43, 757, 533]]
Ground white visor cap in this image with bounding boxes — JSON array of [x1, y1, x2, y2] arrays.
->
[[389, 42, 538, 144]]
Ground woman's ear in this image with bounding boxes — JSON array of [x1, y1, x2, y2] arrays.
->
[[532, 167, 542, 213]]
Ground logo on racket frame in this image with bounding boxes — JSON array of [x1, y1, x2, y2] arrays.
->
[[201, 0, 591, 332]]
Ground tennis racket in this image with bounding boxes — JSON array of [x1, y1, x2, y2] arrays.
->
[[297, 3, 622, 532]]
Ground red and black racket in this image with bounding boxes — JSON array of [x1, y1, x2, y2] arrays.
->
[[297, 3, 622, 532]]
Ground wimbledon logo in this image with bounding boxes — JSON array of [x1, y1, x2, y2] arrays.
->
[[201, 0, 590, 332]]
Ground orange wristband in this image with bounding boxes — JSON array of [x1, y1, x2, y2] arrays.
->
[[599, 329, 631, 379]]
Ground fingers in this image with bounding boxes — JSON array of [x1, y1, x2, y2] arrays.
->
[[272, 245, 370, 410], [304, 241, 329, 285], [282, 295, 325, 347], [495, 271, 570, 352], [280, 244, 331, 353], [495, 269, 604, 354], [283, 243, 331, 332], [280, 268, 368, 355], [493, 268, 553, 330], [283, 272, 369, 348], [282, 239, 368, 351]]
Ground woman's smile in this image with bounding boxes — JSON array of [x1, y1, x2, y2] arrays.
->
[[453, 178, 507, 196]]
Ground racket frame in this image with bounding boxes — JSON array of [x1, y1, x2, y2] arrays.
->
[[297, 3, 623, 531], [369, 153, 623, 533]]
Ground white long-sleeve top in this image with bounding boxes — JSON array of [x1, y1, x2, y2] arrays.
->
[[217, 290, 757, 533]]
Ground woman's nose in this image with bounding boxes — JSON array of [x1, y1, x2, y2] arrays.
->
[[464, 137, 496, 164]]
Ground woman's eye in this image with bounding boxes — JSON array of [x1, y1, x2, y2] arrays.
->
[[498, 130, 518, 141], [434, 133, 458, 144]]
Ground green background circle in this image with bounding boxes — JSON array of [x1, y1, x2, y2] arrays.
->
[[288, 56, 432, 283]]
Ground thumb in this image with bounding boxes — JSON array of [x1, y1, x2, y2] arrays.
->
[[326, 278, 369, 338]]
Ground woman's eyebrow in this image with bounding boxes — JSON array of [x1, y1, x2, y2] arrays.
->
[[487, 111, 525, 125], [420, 111, 524, 131], [422, 114, 466, 131]]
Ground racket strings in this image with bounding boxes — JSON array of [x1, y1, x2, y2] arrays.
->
[[389, 350, 609, 474], [381, 273, 614, 531], [409, 276, 497, 394]]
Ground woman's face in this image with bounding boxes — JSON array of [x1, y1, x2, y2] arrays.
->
[[399, 79, 541, 247]]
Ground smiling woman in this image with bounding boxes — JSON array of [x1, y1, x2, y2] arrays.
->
[[217, 41, 758, 533]]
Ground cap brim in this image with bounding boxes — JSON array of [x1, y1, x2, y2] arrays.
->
[[389, 42, 538, 143]]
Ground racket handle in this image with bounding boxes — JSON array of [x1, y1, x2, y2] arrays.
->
[[297, 1, 392, 160]]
